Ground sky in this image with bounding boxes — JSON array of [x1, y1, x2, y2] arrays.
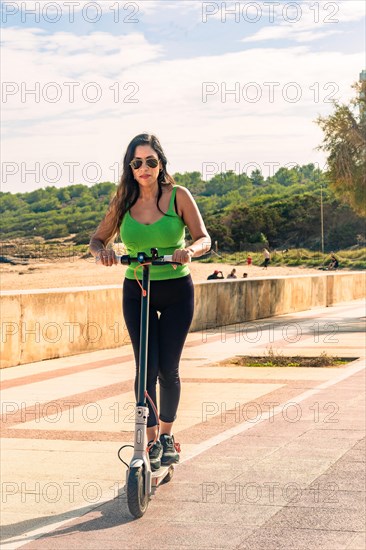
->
[[1, 0, 365, 193]]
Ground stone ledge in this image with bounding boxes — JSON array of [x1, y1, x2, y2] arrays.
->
[[1, 272, 365, 368]]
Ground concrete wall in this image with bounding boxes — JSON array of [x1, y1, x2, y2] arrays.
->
[[326, 272, 366, 306], [190, 274, 330, 331], [0, 286, 128, 369], [1, 272, 365, 368]]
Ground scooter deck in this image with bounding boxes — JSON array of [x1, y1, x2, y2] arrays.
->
[[151, 465, 174, 487]]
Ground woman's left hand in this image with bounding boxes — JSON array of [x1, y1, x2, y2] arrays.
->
[[172, 248, 194, 264]]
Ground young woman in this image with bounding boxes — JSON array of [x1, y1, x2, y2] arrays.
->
[[89, 133, 211, 470]]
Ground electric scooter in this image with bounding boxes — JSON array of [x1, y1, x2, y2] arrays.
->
[[116, 248, 180, 518]]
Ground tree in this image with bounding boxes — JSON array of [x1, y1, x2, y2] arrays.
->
[[316, 80, 366, 216], [205, 215, 234, 250], [0, 193, 27, 213], [57, 188, 71, 202], [250, 169, 265, 187], [173, 171, 205, 195], [271, 167, 299, 187], [203, 171, 235, 196], [223, 206, 269, 247]]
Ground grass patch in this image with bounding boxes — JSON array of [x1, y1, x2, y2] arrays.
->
[[223, 349, 350, 368], [201, 247, 366, 270]]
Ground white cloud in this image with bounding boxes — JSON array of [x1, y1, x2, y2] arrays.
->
[[2, 28, 163, 73], [241, 26, 343, 43], [1, 0, 198, 19], [241, 0, 365, 43], [2, 1, 116, 14], [1, 26, 364, 192], [334, 0, 366, 22]]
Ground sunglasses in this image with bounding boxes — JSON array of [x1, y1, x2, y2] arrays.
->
[[129, 157, 159, 170]]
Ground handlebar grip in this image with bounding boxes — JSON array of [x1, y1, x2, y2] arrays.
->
[[115, 255, 130, 265], [160, 255, 183, 266]]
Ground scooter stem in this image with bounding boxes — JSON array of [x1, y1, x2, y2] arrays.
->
[[137, 264, 150, 406]]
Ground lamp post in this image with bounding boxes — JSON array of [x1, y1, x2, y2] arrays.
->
[[359, 70, 366, 121], [320, 183, 324, 254]]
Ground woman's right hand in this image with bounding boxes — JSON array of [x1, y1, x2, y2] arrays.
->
[[95, 249, 118, 266]]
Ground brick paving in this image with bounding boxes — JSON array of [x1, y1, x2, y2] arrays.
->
[[1, 299, 364, 550]]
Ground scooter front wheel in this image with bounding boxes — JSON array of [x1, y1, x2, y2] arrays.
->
[[127, 466, 149, 518]]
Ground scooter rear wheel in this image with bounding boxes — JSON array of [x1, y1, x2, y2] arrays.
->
[[127, 466, 149, 518], [161, 465, 174, 484]]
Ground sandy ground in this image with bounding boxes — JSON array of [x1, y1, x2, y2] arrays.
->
[[0, 257, 333, 291]]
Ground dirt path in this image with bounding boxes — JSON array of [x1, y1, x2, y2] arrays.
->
[[0, 258, 333, 291]]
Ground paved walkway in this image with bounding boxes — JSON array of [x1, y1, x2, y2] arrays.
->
[[1, 299, 365, 550]]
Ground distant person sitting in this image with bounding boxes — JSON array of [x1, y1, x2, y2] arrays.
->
[[227, 268, 237, 279], [243, 273, 248, 278], [328, 254, 339, 270], [262, 248, 270, 269], [207, 270, 224, 280]]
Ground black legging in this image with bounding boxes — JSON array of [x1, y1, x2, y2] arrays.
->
[[122, 274, 194, 427]]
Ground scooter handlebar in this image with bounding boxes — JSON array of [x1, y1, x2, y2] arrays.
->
[[115, 254, 179, 265]]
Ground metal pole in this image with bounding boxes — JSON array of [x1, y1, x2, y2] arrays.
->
[[137, 264, 150, 406], [359, 70, 366, 121], [320, 184, 324, 254]]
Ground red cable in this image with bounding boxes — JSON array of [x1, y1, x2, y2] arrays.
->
[[133, 259, 178, 293], [133, 262, 151, 296]]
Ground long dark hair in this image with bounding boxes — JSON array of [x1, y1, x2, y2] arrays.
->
[[107, 133, 176, 239]]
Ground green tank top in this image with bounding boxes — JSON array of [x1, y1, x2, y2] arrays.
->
[[120, 186, 191, 281]]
